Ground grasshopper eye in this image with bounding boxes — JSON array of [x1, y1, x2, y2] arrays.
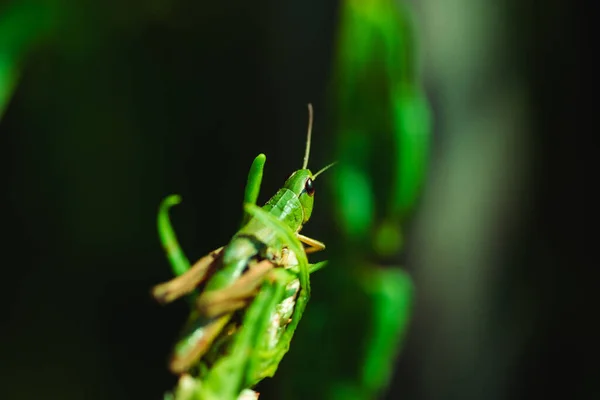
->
[[305, 178, 315, 196]]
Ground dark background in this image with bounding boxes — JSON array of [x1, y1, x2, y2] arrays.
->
[[1, 1, 594, 399]]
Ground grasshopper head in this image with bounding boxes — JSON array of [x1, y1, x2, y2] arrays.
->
[[285, 104, 336, 224], [284, 169, 316, 224]]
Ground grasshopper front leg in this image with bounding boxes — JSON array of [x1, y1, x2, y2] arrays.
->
[[297, 233, 326, 254]]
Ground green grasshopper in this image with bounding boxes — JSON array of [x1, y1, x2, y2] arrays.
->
[[152, 104, 334, 399]]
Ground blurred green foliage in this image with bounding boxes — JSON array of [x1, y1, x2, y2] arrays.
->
[[0, 0, 59, 118]]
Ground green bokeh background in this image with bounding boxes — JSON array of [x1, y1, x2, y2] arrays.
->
[[1, 1, 594, 399]]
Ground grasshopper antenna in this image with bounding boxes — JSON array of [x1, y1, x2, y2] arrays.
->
[[302, 103, 313, 170], [313, 162, 337, 180]]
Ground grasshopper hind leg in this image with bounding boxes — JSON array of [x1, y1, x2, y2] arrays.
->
[[153, 246, 225, 304]]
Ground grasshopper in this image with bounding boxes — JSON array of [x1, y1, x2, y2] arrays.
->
[[152, 104, 334, 399]]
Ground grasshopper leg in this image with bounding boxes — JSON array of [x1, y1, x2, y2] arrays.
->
[[280, 247, 327, 274], [169, 260, 279, 377], [196, 260, 275, 318], [169, 313, 234, 375], [153, 246, 225, 304], [297, 233, 326, 254]]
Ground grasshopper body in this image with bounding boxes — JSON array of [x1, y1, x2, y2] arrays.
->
[[167, 169, 319, 373], [153, 104, 334, 399]]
